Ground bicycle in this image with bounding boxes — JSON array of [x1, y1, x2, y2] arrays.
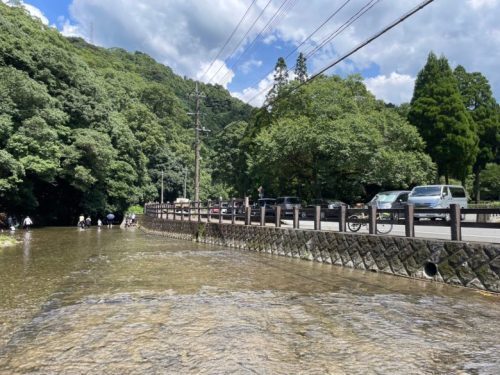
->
[[347, 212, 393, 234]]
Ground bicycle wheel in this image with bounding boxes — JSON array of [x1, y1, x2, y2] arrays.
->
[[377, 221, 393, 234], [347, 215, 361, 232]]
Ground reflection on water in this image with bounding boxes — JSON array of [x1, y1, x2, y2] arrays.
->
[[0, 228, 499, 374]]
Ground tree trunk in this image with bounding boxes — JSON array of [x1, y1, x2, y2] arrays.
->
[[445, 173, 449, 184]]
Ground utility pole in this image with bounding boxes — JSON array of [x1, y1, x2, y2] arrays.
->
[[183, 168, 187, 199], [190, 83, 207, 203], [160, 169, 164, 204]]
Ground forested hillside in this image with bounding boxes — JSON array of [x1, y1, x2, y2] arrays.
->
[[0, 3, 251, 224]]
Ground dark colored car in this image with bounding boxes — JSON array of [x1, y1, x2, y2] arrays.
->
[[303, 199, 347, 219], [251, 198, 276, 216]]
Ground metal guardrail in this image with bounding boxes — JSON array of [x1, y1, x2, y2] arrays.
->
[[144, 200, 500, 241]]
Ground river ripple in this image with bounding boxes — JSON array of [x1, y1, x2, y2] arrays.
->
[[0, 228, 498, 374]]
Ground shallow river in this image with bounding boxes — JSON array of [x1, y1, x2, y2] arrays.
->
[[0, 228, 499, 374]]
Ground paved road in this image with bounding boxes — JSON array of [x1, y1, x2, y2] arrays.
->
[[160, 213, 499, 244], [280, 220, 500, 244]]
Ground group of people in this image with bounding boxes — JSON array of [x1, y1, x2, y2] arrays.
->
[[124, 213, 137, 227], [4, 215, 33, 231], [77, 215, 110, 229]]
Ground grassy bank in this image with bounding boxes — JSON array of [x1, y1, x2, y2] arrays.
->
[[0, 234, 18, 247]]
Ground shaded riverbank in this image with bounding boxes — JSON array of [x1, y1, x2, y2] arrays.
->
[[0, 228, 499, 374]]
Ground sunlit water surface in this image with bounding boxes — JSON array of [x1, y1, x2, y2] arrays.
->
[[0, 228, 498, 374]]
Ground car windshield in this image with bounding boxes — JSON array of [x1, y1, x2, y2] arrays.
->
[[372, 192, 399, 203], [411, 186, 442, 196], [285, 197, 300, 204]]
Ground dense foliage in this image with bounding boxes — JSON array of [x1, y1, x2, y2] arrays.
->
[[408, 52, 479, 184], [243, 75, 436, 203], [0, 4, 251, 224]]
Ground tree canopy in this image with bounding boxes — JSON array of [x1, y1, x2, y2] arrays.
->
[[408, 52, 479, 184]]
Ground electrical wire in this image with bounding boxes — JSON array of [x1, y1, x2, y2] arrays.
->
[[199, 0, 258, 82], [215, 0, 299, 86], [245, 0, 382, 105], [242, 0, 353, 104], [206, 0, 274, 84], [263, 0, 436, 109]]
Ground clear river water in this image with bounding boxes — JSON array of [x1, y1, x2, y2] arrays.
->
[[0, 227, 499, 374]]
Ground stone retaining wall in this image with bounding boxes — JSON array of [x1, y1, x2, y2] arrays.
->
[[140, 215, 500, 293]]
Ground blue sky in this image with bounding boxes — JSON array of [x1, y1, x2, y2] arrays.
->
[[4, 0, 500, 106]]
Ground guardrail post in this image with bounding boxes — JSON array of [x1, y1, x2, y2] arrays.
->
[[293, 206, 299, 229], [275, 206, 281, 228], [173, 203, 177, 221], [218, 200, 223, 224], [245, 206, 251, 225], [188, 202, 192, 222], [207, 200, 211, 223], [231, 198, 236, 225], [339, 205, 347, 232], [368, 205, 377, 234], [450, 204, 462, 241], [405, 204, 415, 237], [181, 204, 185, 221], [314, 205, 321, 230], [260, 206, 266, 226]]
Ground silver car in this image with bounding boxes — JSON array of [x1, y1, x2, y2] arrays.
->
[[408, 185, 467, 220]]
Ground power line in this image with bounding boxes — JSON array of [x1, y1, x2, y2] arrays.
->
[[199, 0, 258, 82], [206, 0, 274, 84], [303, 0, 381, 60], [246, 0, 381, 105], [262, 0, 435, 109], [215, 0, 298, 86], [284, 0, 352, 62], [243, 0, 354, 104]]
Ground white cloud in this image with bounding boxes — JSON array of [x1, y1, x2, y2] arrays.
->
[[364, 73, 415, 105], [196, 59, 234, 88], [240, 59, 263, 74], [61, 0, 281, 85], [467, 0, 498, 9], [231, 72, 274, 107], [41, 0, 500, 102], [1, 0, 49, 25]]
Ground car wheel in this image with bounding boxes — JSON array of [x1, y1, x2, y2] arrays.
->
[[301, 212, 307, 219]]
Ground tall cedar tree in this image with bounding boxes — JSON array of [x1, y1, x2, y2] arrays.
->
[[454, 65, 500, 201], [294, 52, 308, 83], [266, 57, 289, 105], [408, 52, 478, 184]]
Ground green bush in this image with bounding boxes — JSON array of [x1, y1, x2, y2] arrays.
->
[[127, 205, 144, 214]]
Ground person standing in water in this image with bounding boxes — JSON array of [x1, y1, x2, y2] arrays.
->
[[23, 216, 33, 230]]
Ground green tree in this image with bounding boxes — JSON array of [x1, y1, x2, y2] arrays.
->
[[249, 75, 435, 203], [294, 52, 308, 83], [454, 65, 500, 201], [479, 163, 500, 200], [265, 57, 289, 105], [408, 52, 478, 184]]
